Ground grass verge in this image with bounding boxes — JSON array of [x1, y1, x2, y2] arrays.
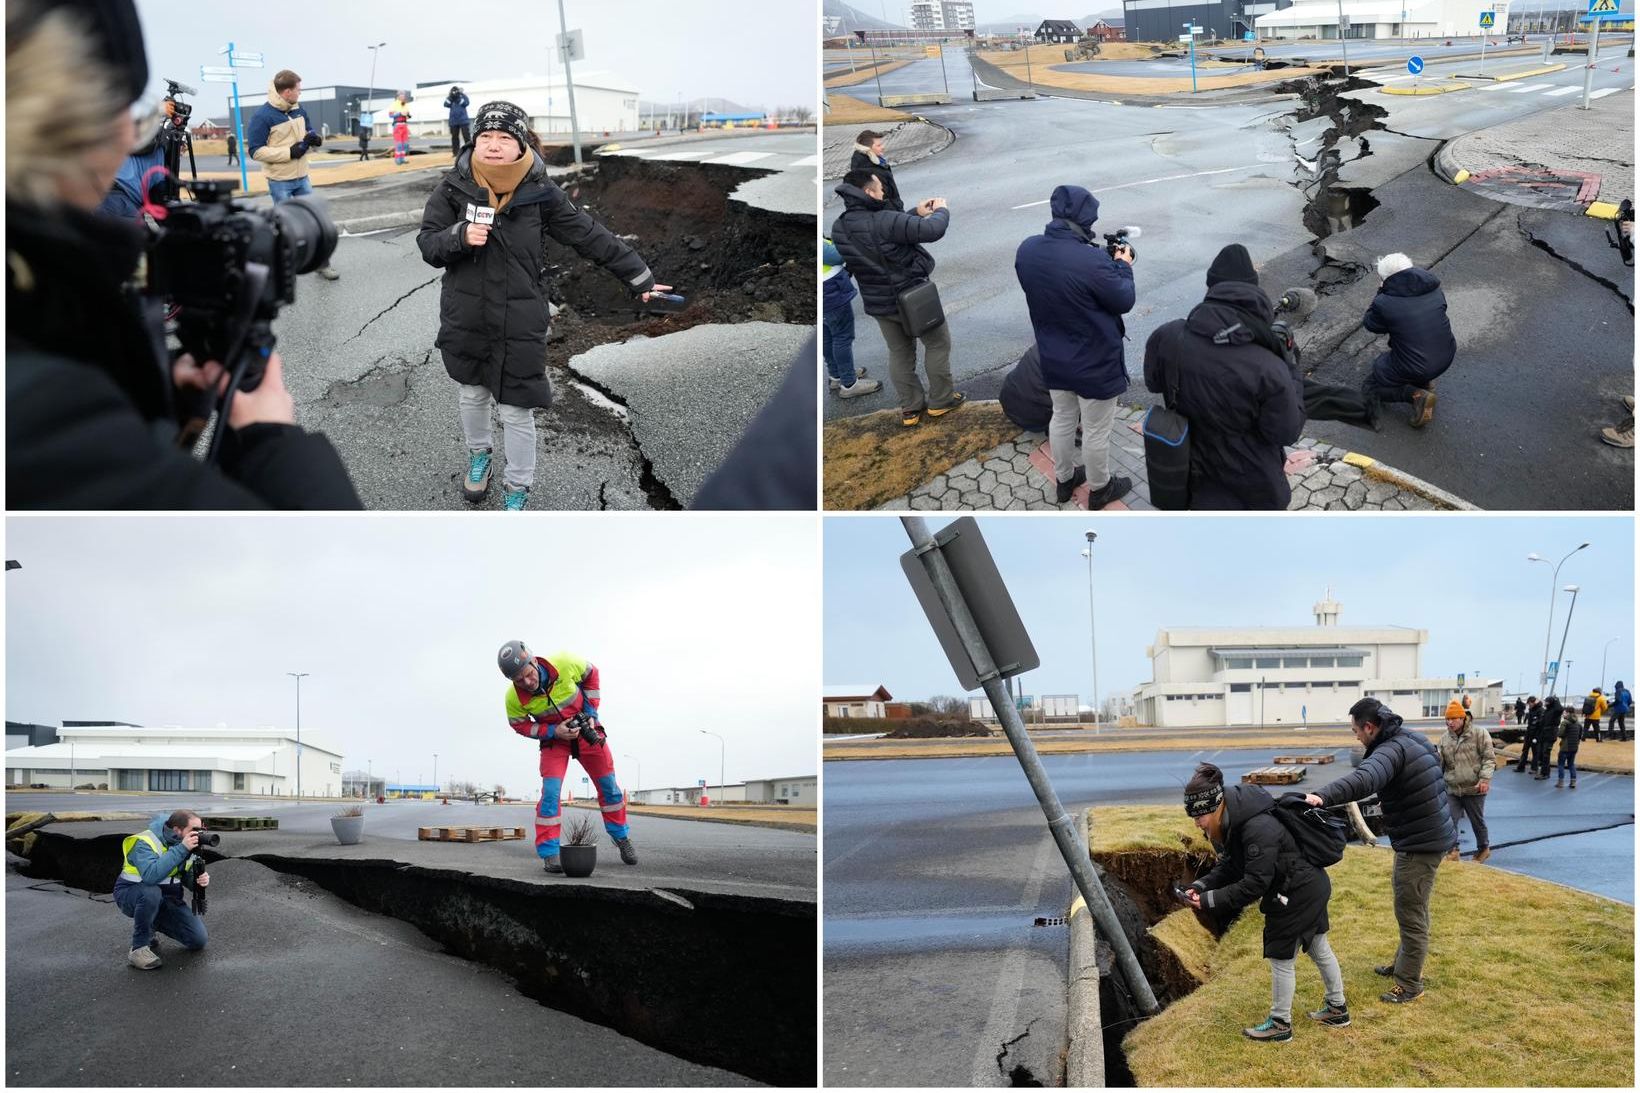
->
[[181, 151, 457, 195], [977, 45, 1327, 95], [825, 59, 917, 89], [823, 93, 914, 126], [1092, 805, 1635, 1087], [824, 401, 1024, 510]]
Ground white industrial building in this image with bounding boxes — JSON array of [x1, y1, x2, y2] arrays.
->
[[629, 774, 815, 806], [1256, 0, 1492, 38], [823, 684, 893, 718], [362, 74, 641, 139], [4, 723, 345, 796], [1131, 596, 1502, 727]]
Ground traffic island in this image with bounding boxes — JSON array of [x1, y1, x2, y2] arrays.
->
[[1378, 81, 1471, 94]]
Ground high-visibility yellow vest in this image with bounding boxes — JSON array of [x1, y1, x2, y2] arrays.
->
[[120, 830, 189, 885], [505, 652, 592, 725]]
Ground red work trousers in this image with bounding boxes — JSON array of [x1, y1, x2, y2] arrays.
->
[[535, 737, 628, 857]]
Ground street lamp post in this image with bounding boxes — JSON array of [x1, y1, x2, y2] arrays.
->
[[434, 753, 439, 795], [366, 42, 386, 140], [1081, 530, 1100, 731], [1552, 585, 1581, 702], [622, 753, 642, 800], [1601, 638, 1620, 692], [367, 759, 372, 801], [286, 672, 308, 800], [1528, 544, 1589, 693], [699, 730, 725, 806]]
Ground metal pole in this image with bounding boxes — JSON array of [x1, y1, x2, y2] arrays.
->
[[899, 516, 1159, 1014], [1601, 637, 1618, 692], [228, 43, 250, 192], [434, 753, 439, 794], [1188, 24, 1199, 92], [1553, 589, 1580, 703], [939, 41, 950, 94], [556, 0, 584, 163], [1581, 15, 1600, 109], [1337, 1, 1350, 75], [868, 36, 887, 105], [1024, 35, 1035, 90], [367, 43, 383, 142], [1083, 531, 1100, 731], [287, 672, 308, 801]]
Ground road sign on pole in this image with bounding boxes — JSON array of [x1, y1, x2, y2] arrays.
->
[[1407, 55, 1424, 74], [1479, 10, 1496, 26], [900, 517, 1039, 691]]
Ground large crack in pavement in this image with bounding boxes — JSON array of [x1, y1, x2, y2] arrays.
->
[[557, 359, 683, 510], [344, 275, 439, 344], [1518, 211, 1637, 314], [1274, 75, 1396, 241], [995, 1018, 1044, 1086]]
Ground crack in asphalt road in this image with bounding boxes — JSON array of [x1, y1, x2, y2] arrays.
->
[[558, 358, 683, 510], [1518, 212, 1637, 314], [344, 274, 440, 344]]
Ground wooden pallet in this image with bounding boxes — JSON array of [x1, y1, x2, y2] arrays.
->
[[1272, 754, 1336, 765], [417, 826, 526, 843], [1242, 766, 1306, 785], [200, 816, 278, 830]]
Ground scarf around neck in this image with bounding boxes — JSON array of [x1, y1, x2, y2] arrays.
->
[[470, 153, 532, 213]]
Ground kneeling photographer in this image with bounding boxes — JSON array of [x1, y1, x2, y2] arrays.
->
[[5, 0, 361, 509], [115, 810, 215, 971]]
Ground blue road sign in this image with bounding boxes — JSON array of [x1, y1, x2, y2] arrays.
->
[[1478, 10, 1495, 27], [1244, 31, 1256, 40], [1408, 55, 1425, 74]]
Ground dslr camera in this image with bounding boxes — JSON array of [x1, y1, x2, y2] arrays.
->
[[566, 711, 607, 747], [1103, 226, 1141, 260]]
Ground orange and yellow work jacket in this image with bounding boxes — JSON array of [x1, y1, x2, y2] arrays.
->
[[505, 653, 600, 741]]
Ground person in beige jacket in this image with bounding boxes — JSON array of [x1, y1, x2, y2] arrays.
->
[[1436, 698, 1494, 863], [246, 68, 338, 279]]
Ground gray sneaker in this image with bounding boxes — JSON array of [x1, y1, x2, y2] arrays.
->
[[828, 366, 868, 391], [614, 836, 638, 865], [316, 265, 340, 281], [1306, 1000, 1350, 1027], [128, 946, 162, 970], [542, 855, 564, 874], [836, 377, 882, 399]]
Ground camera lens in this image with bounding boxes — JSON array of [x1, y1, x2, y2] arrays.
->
[[271, 196, 339, 275], [197, 831, 221, 847]]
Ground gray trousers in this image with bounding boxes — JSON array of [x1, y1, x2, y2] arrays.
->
[[873, 315, 954, 414], [1048, 389, 1119, 493], [1448, 792, 1489, 851], [1390, 849, 1444, 991], [458, 384, 536, 490], [1268, 931, 1346, 1022]]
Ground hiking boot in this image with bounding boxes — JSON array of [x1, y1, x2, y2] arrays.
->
[[1444, 847, 1460, 863], [503, 486, 529, 511], [1380, 984, 1424, 1004], [1600, 418, 1634, 448], [901, 408, 923, 427], [1373, 963, 1396, 977], [128, 946, 162, 970], [1409, 388, 1436, 428], [1624, 395, 1635, 414], [927, 392, 967, 418], [542, 855, 564, 874], [462, 449, 492, 503], [1086, 474, 1132, 510], [1554, 777, 1564, 787], [1534, 773, 1548, 780], [828, 366, 869, 391], [837, 377, 882, 398], [1569, 779, 1577, 789], [316, 265, 340, 281], [1306, 1001, 1351, 1027], [1241, 1016, 1292, 1042], [1474, 846, 1491, 863], [1055, 466, 1087, 504], [614, 836, 638, 865]]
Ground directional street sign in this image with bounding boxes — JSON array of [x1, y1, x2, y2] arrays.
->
[[1479, 10, 1495, 27], [231, 58, 264, 68], [1408, 55, 1424, 74], [556, 28, 585, 62], [200, 74, 238, 83], [200, 65, 235, 76]]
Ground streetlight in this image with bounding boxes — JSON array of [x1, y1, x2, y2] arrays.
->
[[367, 758, 373, 801], [622, 753, 642, 801], [1528, 544, 1588, 693], [1080, 530, 1100, 730], [1552, 585, 1581, 702], [286, 672, 308, 800], [366, 42, 386, 140], [1601, 638, 1620, 692], [433, 753, 439, 795], [699, 729, 725, 806]]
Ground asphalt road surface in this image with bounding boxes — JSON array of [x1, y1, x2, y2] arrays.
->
[[823, 747, 1632, 1086]]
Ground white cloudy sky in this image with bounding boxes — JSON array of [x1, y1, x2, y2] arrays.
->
[[5, 515, 818, 794]]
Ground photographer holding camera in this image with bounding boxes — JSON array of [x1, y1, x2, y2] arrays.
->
[[248, 68, 339, 281], [1014, 185, 1135, 510], [114, 811, 211, 970], [5, 0, 362, 509]]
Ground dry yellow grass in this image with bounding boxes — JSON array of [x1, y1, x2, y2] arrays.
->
[[564, 801, 815, 832], [1496, 737, 1634, 774], [823, 94, 913, 126], [824, 401, 1024, 510], [977, 45, 1325, 95], [825, 58, 918, 89]]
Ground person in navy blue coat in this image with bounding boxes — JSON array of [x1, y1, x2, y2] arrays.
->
[[1361, 253, 1456, 428], [444, 86, 471, 156], [1014, 185, 1135, 509]]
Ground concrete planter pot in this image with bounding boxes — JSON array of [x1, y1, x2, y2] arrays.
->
[[560, 843, 597, 877], [331, 814, 365, 845]]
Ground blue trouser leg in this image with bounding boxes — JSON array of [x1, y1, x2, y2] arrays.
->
[[114, 883, 164, 950], [594, 773, 629, 840], [536, 776, 564, 857], [823, 305, 856, 386], [154, 896, 208, 950]]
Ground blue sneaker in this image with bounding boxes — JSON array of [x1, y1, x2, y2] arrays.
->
[[1242, 1016, 1292, 1042], [502, 486, 529, 511], [462, 449, 492, 503]]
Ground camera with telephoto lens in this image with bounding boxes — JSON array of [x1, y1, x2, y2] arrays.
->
[[567, 711, 606, 747], [1103, 225, 1141, 260], [144, 179, 337, 399]]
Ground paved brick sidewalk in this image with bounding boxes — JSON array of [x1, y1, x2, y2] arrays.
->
[[821, 119, 954, 187], [874, 404, 1475, 511], [1438, 87, 1634, 213]]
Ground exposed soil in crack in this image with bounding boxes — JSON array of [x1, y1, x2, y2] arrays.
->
[[553, 361, 683, 509], [996, 1020, 1045, 1086]]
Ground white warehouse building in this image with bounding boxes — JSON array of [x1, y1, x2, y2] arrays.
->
[[364, 74, 641, 139], [4, 723, 345, 796], [1256, 0, 1492, 38], [1132, 596, 1501, 728]]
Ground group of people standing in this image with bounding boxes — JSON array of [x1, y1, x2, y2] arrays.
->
[[1511, 682, 1629, 788]]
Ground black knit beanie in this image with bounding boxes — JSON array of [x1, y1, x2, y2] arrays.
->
[[473, 100, 530, 156], [22, 0, 149, 105], [1206, 243, 1259, 288]]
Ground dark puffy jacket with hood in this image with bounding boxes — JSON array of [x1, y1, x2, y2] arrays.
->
[[1317, 709, 1453, 854], [418, 146, 654, 408], [1143, 278, 1304, 510], [829, 180, 948, 320], [444, 89, 470, 126], [1014, 186, 1135, 401], [1363, 266, 1456, 383], [1536, 697, 1564, 748], [849, 146, 904, 212], [1191, 782, 1331, 959]]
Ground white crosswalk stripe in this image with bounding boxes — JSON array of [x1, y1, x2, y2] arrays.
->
[[1544, 85, 1583, 96], [1506, 82, 1555, 93], [1479, 81, 1515, 91], [1590, 86, 1622, 99], [790, 155, 818, 168], [702, 151, 776, 165]]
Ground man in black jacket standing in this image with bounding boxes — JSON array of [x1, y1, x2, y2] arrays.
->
[[1361, 253, 1456, 429], [849, 129, 903, 212], [1143, 244, 1304, 510], [1304, 697, 1453, 1004]]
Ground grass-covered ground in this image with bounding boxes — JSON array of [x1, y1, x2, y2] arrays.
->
[[822, 94, 913, 126], [1088, 805, 1635, 1087]]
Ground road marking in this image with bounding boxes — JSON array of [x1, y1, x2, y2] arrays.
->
[[1544, 85, 1583, 96], [1010, 163, 1267, 208], [789, 154, 818, 167], [1506, 82, 1555, 93], [1590, 86, 1622, 99], [1479, 82, 1516, 91], [703, 151, 777, 165]]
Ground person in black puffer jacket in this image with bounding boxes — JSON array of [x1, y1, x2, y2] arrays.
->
[[5, 0, 361, 510], [1307, 698, 1452, 1004], [849, 129, 903, 212], [1183, 763, 1349, 1042], [1361, 253, 1456, 429], [1143, 244, 1304, 510], [1533, 695, 1563, 779], [419, 100, 666, 511]]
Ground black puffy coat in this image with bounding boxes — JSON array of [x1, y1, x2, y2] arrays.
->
[[1536, 698, 1563, 748], [1363, 267, 1456, 385], [5, 201, 361, 509], [999, 344, 1053, 433], [417, 148, 654, 408], [1318, 712, 1453, 854], [1143, 280, 1304, 510], [829, 181, 947, 320], [849, 147, 904, 212], [1193, 783, 1331, 959]]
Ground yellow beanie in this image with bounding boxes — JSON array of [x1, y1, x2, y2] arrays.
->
[[1445, 699, 1466, 720]]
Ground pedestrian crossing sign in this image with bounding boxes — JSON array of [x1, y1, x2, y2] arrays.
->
[[1478, 10, 1495, 26], [1588, 0, 1619, 13]]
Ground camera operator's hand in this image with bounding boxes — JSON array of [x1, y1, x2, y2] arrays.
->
[[556, 719, 582, 741], [1183, 888, 1202, 909], [305, 132, 322, 148], [225, 352, 297, 429], [196, 872, 210, 888], [465, 222, 491, 247], [640, 282, 674, 302], [288, 140, 309, 159], [180, 828, 201, 852], [1112, 244, 1135, 266]]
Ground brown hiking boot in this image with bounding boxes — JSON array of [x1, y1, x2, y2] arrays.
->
[[1444, 847, 1460, 863], [1474, 847, 1491, 864], [1600, 417, 1634, 448], [1380, 983, 1424, 1004], [1409, 388, 1436, 428]]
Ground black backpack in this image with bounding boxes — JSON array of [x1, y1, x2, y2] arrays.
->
[[1582, 695, 1597, 716], [1273, 795, 1348, 869]]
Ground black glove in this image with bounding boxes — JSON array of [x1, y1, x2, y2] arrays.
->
[[305, 132, 322, 148], [288, 140, 309, 159]]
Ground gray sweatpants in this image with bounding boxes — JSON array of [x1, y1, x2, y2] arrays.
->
[[1048, 389, 1119, 494], [1448, 793, 1489, 851], [873, 315, 954, 414], [458, 384, 536, 490], [1269, 931, 1346, 1022], [1391, 849, 1444, 992]]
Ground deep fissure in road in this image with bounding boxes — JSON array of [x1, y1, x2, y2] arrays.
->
[[15, 832, 814, 1086], [1276, 75, 1390, 242]]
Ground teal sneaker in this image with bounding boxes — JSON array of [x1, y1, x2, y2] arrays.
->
[[1242, 1016, 1292, 1042], [502, 486, 529, 511], [462, 449, 492, 503]]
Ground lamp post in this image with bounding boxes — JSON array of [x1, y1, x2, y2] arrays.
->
[[433, 753, 439, 795], [623, 753, 642, 800], [1081, 530, 1100, 730], [1601, 637, 1620, 692], [286, 672, 308, 800], [1552, 585, 1580, 702], [699, 729, 725, 806], [367, 759, 372, 801], [366, 42, 386, 139], [1528, 544, 1588, 693]]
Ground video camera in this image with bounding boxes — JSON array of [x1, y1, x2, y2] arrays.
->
[[1103, 226, 1141, 260]]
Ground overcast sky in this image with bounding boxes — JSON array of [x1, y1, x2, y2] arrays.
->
[[826, 516, 1635, 704], [132, 0, 815, 118], [6, 515, 818, 794]]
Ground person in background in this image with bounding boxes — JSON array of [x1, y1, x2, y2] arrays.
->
[[247, 67, 339, 280], [1436, 698, 1494, 864], [823, 236, 879, 399], [444, 85, 471, 155], [1555, 699, 1582, 788]]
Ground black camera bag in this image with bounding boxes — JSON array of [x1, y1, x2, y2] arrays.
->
[[1142, 352, 1191, 510], [1274, 794, 1349, 869]]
